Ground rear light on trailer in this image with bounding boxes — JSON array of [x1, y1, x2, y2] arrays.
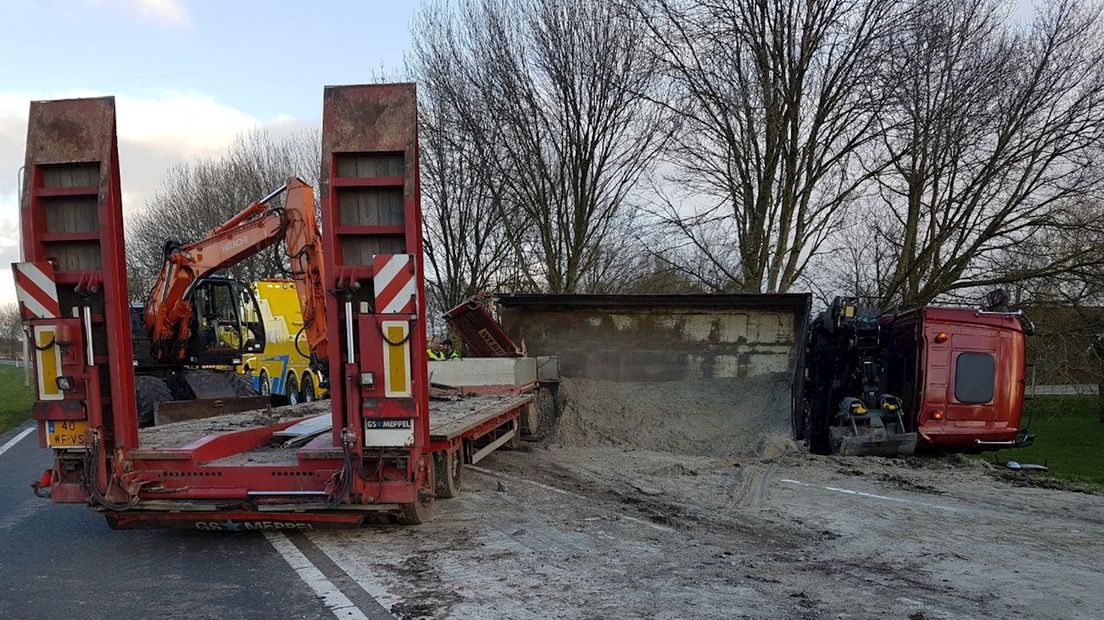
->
[[931, 409, 944, 420], [54, 323, 75, 346], [934, 332, 949, 344]]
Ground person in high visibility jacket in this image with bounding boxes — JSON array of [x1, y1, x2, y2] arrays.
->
[[427, 335, 460, 361]]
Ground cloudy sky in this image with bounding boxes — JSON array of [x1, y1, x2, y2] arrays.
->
[[1, 0, 415, 303]]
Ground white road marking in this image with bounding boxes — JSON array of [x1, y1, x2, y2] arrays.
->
[[468, 464, 674, 533], [263, 531, 369, 620], [0, 427, 34, 459], [779, 479, 959, 512], [305, 533, 402, 610]]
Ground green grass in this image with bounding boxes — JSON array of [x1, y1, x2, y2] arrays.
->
[[0, 364, 35, 435], [977, 395, 1104, 492]]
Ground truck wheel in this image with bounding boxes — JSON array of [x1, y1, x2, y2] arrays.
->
[[286, 373, 300, 405], [258, 370, 271, 396], [301, 373, 315, 403], [434, 449, 463, 499], [805, 401, 832, 455], [135, 375, 173, 428]]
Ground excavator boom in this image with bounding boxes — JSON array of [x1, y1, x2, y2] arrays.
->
[[144, 177, 328, 364]]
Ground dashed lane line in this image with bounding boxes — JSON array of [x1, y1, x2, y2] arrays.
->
[[0, 427, 34, 459], [264, 531, 372, 620], [779, 479, 960, 512]]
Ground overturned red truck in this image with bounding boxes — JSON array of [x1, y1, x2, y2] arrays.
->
[[796, 293, 1034, 456], [15, 85, 532, 529]]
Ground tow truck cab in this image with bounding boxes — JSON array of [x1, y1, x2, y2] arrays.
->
[[887, 307, 1031, 451]]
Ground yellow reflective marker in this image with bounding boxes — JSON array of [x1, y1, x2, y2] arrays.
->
[[382, 320, 411, 398], [34, 326, 63, 401]]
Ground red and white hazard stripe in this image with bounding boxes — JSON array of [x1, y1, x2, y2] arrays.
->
[[372, 254, 416, 314], [12, 262, 61, 320]]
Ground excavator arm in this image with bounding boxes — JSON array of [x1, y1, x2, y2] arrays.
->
[[144, 177, 328, 364]]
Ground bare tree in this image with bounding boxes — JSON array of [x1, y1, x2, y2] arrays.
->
[[866, 0, 1104, 307], [417, 69, 514, 313], [126, 128, 321, 300], [629, 0, 901, 293], [411, 0, 667, 293], [0, 303, 22, 360]]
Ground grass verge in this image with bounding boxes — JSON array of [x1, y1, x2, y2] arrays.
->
[[977, 394, 1104, 492], [0, 364, 35, 435]]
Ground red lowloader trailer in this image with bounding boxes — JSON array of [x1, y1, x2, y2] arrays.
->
[[16, 85, 531, 529]]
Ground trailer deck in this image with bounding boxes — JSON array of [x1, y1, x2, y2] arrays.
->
[[134, 394, 533, 466]]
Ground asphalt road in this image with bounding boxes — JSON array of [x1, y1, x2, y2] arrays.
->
[[0, 422, 355, 620]]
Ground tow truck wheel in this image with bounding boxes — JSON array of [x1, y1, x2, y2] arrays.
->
[[286, 373, 300, 405], [435, 449, 463, 499], [301, 373, 315, 403], [258, 370, 271, 396]]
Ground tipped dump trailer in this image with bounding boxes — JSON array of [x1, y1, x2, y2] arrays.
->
[[16, 85, 531, 529]]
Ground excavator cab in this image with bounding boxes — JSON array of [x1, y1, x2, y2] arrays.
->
[[186, 276, 266, 365]]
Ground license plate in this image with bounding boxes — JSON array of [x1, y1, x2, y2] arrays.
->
[[45, 420, 89, 448]]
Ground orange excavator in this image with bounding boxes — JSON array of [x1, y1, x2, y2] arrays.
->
[[132, 177, 328, 425]]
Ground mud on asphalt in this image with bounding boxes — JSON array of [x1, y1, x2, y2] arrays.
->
[[304, 443, 1104, 619]]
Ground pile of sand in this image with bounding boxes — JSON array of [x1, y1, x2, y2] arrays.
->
[[546, 374, 793, 457]]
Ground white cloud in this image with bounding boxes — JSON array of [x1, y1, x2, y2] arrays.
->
[[82, 0, 190, 26], [0, 89, 300, 304], [131, 0, 189, 25]]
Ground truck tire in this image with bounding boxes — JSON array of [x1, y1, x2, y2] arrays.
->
[[301, 373, 315, 403], [286, 373, 300, 405], [258, 370, 271, 396], [805, 399, 832, 455], [135, 375, 173, 428]]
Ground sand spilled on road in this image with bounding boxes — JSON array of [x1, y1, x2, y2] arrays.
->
[[547, 374, 795, 457]]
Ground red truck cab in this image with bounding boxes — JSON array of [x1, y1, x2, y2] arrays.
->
[[888, 307, 1031, 450]]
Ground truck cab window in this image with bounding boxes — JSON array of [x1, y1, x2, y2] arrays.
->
[[955, 352, 995, 404]]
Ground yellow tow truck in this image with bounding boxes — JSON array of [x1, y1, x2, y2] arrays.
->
[[238, 279, 325, 404]]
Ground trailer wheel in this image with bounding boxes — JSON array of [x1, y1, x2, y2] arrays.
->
[[434, 449, 463, 499], [505, 419, 521, 449], [135, 375, 173, 428], [398, 499, 432, 525]]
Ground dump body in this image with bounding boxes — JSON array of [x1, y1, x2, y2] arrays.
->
[[889, 307, 1028, 449]]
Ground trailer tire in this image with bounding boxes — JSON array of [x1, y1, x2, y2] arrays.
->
[[434, 449, 463, 499], [505, 419, 521, 449], [398, 497, 433, 525], [135, 375, 173, 428]]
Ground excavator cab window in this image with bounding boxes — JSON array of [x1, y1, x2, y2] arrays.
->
[[186, 278, 266, 363]]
